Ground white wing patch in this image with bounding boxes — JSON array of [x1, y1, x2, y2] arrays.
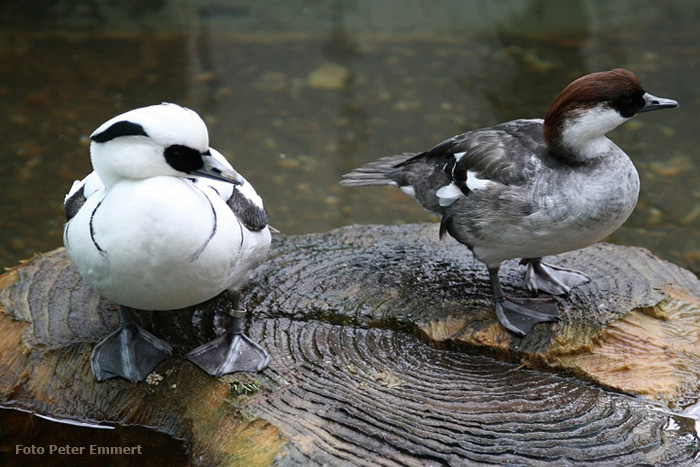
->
[[82, 171, 105, 197], [435, 183, 463, 207], [466, 170, 494, 191], [399, 185, 417, 200], [453, 151, 467, 162], [64, 170, 104, 203], [436, 170, 495, 207]]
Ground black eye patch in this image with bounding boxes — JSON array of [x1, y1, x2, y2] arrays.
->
[[164, 144, 204, 173], [91, 120, 148, 143], [614, 91, 645, 118]]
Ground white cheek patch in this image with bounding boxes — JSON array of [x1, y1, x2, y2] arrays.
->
[[435, 183, 464, 207], [560, 105, 627, 160], [466, 170, 494, 191]]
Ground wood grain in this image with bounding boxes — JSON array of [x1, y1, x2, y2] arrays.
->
[[251, 318, 699, 465], [245, 223, 700, 404], [1, 223, 699, 465]]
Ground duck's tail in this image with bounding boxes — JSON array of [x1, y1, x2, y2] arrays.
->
[[340, 153, 418, 187]]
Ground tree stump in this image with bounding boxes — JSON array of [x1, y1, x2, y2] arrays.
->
[[1, 223, 699, 465]]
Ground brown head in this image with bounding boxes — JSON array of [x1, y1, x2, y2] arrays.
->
[[543, 69, 678, 158]]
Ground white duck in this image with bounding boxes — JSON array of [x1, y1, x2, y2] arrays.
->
[[64, 103, 271, 382]]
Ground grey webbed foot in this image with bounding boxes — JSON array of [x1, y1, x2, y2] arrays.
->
[[494, 297, 560, 336], [91, 307, 172, 383], [524, 258, 590, 296], [187, 309, 270, 377], [488, 266, 560, 336]]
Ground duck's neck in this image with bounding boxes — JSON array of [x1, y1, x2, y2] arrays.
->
[[545, 105, 627, 163]]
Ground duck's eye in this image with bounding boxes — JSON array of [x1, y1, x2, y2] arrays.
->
[[614, 91, 642, 118], [164, 145, 204, 173], [620, 92, 634, 105]]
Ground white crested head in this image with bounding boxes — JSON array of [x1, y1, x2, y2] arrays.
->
[[543, 69, 678, 161], [89, 103, 242, 189], [92, 103, 209, 150]]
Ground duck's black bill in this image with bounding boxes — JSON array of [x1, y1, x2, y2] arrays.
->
[[638, 92, 679, 113]]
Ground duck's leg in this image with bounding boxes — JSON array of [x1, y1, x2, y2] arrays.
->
[[488, 267, 560, 336], [524, 257, 590, 296], [91, 306, 172, 383], [187, 292, 269, 377]]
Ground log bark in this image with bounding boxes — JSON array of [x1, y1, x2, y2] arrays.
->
[[1, 223, 699, 465]]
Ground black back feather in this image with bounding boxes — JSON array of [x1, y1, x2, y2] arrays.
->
[[228, 188, 268, 231], [64, 185, 86, 221]]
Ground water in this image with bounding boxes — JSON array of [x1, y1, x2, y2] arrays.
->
[[0, 1, 697, 273], [0, 408, 187, 466]]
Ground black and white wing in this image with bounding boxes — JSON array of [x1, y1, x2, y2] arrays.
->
[[421, 119, 546, 207], [195, 149, 268, 232], [64, 171, 104, 221], [227, 183, 268, 232]]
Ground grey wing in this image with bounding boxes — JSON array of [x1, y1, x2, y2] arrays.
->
[[436, 119, 546, 189], [226, 184, 269, 232]]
